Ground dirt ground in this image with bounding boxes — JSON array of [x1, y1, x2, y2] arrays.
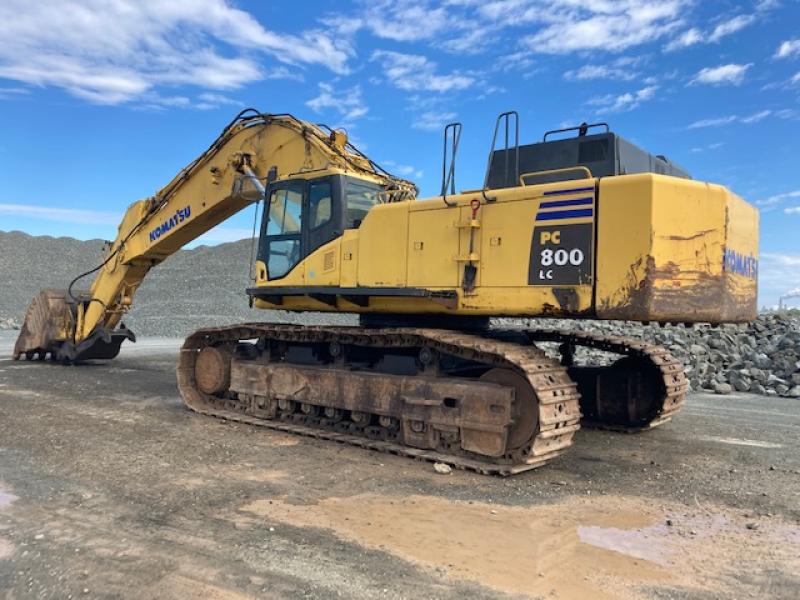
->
[[0, 332, 798, 600]]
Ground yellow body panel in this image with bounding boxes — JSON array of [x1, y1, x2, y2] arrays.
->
[[358, 203, 409, 287], [595, 174, 757, 322], [255, 174, 758, 323]]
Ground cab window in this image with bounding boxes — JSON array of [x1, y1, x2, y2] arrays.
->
[[309, 181, 332, 229], [265, 186, 303, 279], [267, 188, 302, 235], [345, 179, 382, 227]]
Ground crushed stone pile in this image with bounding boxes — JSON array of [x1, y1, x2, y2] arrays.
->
[[0, 230, 353, 337], [0, 317, 21, 330], [2, 230, 797, 397], [500, 315, 800, 398]]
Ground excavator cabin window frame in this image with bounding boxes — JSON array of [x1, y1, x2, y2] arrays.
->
[[259, 174, 383, 281]]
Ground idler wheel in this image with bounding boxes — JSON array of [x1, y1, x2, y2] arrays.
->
[[479, 368, 539, 451], [195, 346, 233, 395]]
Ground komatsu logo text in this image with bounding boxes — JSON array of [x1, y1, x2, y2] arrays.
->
[[723, 248, 758, 279], [149, 207, 191, 242]]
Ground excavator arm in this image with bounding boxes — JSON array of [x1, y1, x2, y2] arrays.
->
[[13, 110, 415, 361]]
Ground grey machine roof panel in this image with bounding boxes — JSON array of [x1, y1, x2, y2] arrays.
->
[[486, 130, 691, 189]]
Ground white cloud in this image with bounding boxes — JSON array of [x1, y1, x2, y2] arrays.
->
[[740, 109, 772, 124], [665, 28, 703, 51], [263, 67, 306, 83], [412, 111, 457, 132], [762, 252, 800, 266], [588, 85, 658, 114], [337, 0, 452, 42], [666, 7, 767, 51], [382, 160, 424, 179], [687, 115, 739, 129], [709, 14, 756, 42], [342, 0, 687, 57], [522, 1, 685, 54], [194, 93, 241, 111], [759, 252, 800, 308], [0, 86, 29, 100], [371, 51, 474, 93], [564, 59, 639, 81], [775, 39, 800, 59], [306, 82, 368, 124], [690, 63, 752, 85], [775, 108, 799, 120], [0, 204, 121, 225], [690, 142, 724, 153], [0, 0, 350, 105], [687, 109, 789, 129], [785, 207, 800, 214], [756, 190, 800, 208]]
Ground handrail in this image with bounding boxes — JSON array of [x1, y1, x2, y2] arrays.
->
[[543, 122, 609, 141], [519, 166, 594, 186], [440, 121, 462, 207], [481, 111, 519, 203]]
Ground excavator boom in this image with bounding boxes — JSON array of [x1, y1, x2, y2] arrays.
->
[[13, 110, 414, 362]]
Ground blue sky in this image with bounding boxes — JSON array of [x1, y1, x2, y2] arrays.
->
[[0, 0, 798, 307]]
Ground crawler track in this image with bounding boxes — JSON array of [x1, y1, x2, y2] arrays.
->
[[178, 324, 581, 475], [177, 324, 686, 475], [525, 329, 687, 432]]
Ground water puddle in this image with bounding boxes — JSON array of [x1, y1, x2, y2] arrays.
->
[[0, 483, 17, 561], [237, 494, 670, 600], [578, 524, 671, 566], [696, 435, 782, 449], [0, 484, 17, 509], [237, 493, 800, 600]]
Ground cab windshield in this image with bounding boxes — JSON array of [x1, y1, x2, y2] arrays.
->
[[345, 178, 383, 226]]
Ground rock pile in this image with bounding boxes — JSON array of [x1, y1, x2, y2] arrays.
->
[[511, 313, 800, 398], [0, 230, 353, 339], [0, 317, 20, 330]]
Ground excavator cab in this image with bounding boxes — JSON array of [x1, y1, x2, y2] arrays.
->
[[259, 174, 384, 281]]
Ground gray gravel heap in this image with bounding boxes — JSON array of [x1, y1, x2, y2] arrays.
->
[[0, 230, 353, 338], [503, 314, 800, 398], [0, 317, 21, 330], [2, 230, 798, 397]]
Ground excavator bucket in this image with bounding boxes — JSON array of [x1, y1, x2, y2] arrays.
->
[[13, 289, 72, 360], [13, 289, 134, 362]]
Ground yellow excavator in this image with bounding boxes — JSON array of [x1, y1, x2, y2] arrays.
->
[[13, 109, 759, 474]]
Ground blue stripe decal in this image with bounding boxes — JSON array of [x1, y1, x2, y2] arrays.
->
[[542, 186, 595, 196], [535, 208, 593, 221], [539, 197, 594, 209]]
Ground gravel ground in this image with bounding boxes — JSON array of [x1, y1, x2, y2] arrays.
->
[[0, 333, 798, 599]]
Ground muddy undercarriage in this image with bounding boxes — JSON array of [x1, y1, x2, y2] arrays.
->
[[177, 324, 687, 475]]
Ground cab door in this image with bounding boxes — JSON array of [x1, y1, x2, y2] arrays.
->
[[305, 178, 340, 256], [262, 181, 304, 281], [260, 177, 341, 282]]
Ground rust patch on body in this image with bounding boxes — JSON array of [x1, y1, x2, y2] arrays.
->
[[599, 257, 756, 323]]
